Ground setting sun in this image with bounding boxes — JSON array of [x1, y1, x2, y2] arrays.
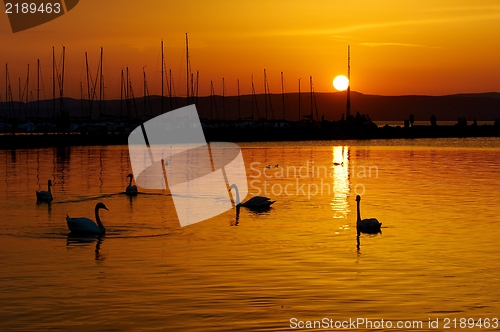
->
[[333, 75, 349, 91]]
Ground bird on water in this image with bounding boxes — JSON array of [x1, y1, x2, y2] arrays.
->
[[229, 184, 275, 210], [36, 179, 53, 203], [66, 202, 109, 235], [125, 173, 138, 196], [355, 195, 382, 234]]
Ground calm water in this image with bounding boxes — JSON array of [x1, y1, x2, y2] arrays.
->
[[1, 138, 500, 331]]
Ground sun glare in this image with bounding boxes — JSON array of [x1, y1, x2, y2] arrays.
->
[[333, 75, 349, 91]]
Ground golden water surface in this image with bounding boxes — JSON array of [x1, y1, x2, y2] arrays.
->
[[1, 138, 500, 331]]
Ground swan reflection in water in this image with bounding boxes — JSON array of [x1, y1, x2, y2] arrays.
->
[[229, 204, 274, 227], [66, 235, 105, 261], [230, 205, 240, 226], [356, 232, 382, 253]]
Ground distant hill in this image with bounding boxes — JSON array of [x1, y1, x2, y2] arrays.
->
[[1, 92, 499, 122], [342, 92, 500, 121]]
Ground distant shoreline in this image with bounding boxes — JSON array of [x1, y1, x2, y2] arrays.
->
[[2, 91, 500, 123], [0, 121, 499, 149]]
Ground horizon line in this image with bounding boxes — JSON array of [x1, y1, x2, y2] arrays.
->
[[1, 91, 499, 104]]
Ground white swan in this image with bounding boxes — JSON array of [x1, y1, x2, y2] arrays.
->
[[229, 184, 275, 209], [125, 173, 138, 196], [356, 195, 382, 234], [66, 202, 108, 235], [36, 179, 53, 203]]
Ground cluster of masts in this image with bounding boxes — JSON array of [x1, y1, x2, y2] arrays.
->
[[1, 34, 328, 122]]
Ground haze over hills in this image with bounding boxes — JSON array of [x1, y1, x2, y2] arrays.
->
[[1, 92, 500, 122]]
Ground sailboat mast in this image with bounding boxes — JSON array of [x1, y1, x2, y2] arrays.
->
[[4, 64, 6, 109], [281, 72, 285, 121], [161, 40, 164, 113], [85, 52, 91, 119], [237, 79, 240, 120], [298, 78, 301, 121], [18, 78, 21, 116], [80, 81, 84, 118], [210, 80, 214, 120], [126, 67, 130, 119], [7, 64, 13, 118], [313, 79, 319, 121], [120, 69, 124, 118], [52, 47, 56, 118], [251, 76, 254, 120], [251, 75, 260, 120], [212, 80, 218, 119], [310, 76, 313, 119], [143, 67, 146, 117], [25, 64, 29, 120], [264, 69, 267, 120], [5, 63, 10, 118], [99, 47, 103, 117], [4, 64, 7, 118], [102, 74, 105, 115], [60, 46, 65, 117], [169, 69, 173, 110], [37, 59, 40, 118], [195, 70, 199, 104], [222, 77, 225, 121], [186, 33, 189, 105], [191, 73, 194, 101], [347, 45, 351, 118]]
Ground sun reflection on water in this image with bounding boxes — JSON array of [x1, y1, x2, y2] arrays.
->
[[330, 146, 350, 219]]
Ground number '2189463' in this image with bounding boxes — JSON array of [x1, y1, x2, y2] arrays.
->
[[5, 2, 61, 14]]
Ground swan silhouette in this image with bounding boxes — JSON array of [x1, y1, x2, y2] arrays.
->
[[36, 179, 53, 203], [356, 195, 381, 234], [66, 202, 108, 235], [229, 184, 275, 209], [125, 173, 138, 196]]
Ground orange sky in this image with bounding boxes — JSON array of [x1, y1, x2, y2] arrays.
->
[[1, 0, 500, 99]]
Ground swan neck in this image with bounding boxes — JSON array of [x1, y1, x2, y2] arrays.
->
[[95, 206, 106, 234], [231, 184, 241, 205], [356, 199, 361, 224], [48, 182, 52, 193], [129, 177, 133, 186]]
